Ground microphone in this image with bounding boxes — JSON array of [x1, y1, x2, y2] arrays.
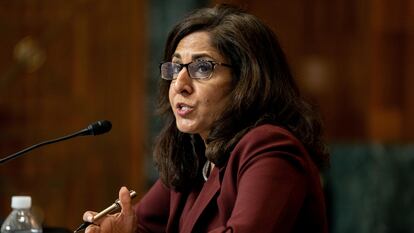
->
[[0, 120, 112, 164]]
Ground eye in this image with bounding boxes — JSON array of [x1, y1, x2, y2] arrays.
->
[[172, 63, 183, 73], [194, 61, 212, 74]]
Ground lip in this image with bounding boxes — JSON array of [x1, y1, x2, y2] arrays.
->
[[175, 102, 194, 117]]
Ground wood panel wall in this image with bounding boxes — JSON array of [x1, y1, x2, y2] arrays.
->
[[1, 0, 413, 230], [0, 0, 148, 229], [213, 0, 414, 142]]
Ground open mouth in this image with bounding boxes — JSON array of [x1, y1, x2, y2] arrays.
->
[[178, 104, 192, 110], [176, 103, 194, 114]]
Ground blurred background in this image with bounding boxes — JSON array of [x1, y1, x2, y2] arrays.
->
[[0, 0, 413, 232]]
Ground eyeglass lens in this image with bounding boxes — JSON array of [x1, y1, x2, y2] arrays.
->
[[161, 61, 214, 80]]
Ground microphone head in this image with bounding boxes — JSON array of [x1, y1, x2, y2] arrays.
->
[[86, 120, 112, 136]]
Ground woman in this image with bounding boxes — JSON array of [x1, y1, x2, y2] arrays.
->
[[84, 4, 329, 233]]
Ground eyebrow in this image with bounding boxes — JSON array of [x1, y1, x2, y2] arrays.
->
[[172, 53, 215, 61]]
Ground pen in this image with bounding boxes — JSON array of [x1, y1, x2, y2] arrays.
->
[[73, 190, 137, 233]]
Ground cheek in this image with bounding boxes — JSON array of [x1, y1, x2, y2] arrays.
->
[[168, 86, 174, 105], [204, 89, 231, 114]]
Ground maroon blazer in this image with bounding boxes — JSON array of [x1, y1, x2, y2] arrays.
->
[[135, 124, 328, 233]]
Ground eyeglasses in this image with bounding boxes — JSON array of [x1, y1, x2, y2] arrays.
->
[[160, 60, 232, 80]]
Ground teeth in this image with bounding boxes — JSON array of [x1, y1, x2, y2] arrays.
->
[[178, 104, 192, 111], [181, 106, 191, 111]]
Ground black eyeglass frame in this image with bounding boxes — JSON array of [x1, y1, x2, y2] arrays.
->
[[159, 60, 232, 80]]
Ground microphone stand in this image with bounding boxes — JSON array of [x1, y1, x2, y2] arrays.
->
[[0, 120, 111, 164], [0, 129, 88, 164]]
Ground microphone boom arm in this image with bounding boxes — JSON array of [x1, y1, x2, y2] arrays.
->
[[0, 120, 111, 164], [0, 129, 86, 164]]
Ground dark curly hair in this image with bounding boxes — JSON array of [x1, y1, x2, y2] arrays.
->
[[153, 4, 329, 191]]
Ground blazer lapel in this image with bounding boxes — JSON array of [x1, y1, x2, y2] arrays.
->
[[166, 191, 185, 233], [181, 167, 221, 233]]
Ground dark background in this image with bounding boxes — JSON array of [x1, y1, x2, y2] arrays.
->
[[1, 0, 413, 232]]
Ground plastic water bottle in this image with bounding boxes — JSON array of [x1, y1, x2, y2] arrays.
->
[[1, 196, 42, 233]]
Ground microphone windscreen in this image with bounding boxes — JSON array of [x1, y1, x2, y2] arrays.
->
[[87, 120, 112, 135]]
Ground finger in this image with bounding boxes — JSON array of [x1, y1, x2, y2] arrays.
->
[[85, 224, 100, 233], [83, 211, 98, 222], [119, 186, 133, 216]]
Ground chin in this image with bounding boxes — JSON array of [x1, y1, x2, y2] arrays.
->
[[176, 124, 198, 135]]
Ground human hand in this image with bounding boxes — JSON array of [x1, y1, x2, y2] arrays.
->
[[83, 187, 137, 233]]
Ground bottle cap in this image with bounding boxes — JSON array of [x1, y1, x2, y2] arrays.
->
[[11, 196, 32, 209]]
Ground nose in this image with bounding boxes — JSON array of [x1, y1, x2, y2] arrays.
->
[[172, 67, 193, 95]]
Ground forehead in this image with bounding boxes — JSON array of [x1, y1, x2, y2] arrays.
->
[[173, 31, 223, 61]]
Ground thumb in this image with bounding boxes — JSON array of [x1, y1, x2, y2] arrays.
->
[[119, 186, 133, 216]]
